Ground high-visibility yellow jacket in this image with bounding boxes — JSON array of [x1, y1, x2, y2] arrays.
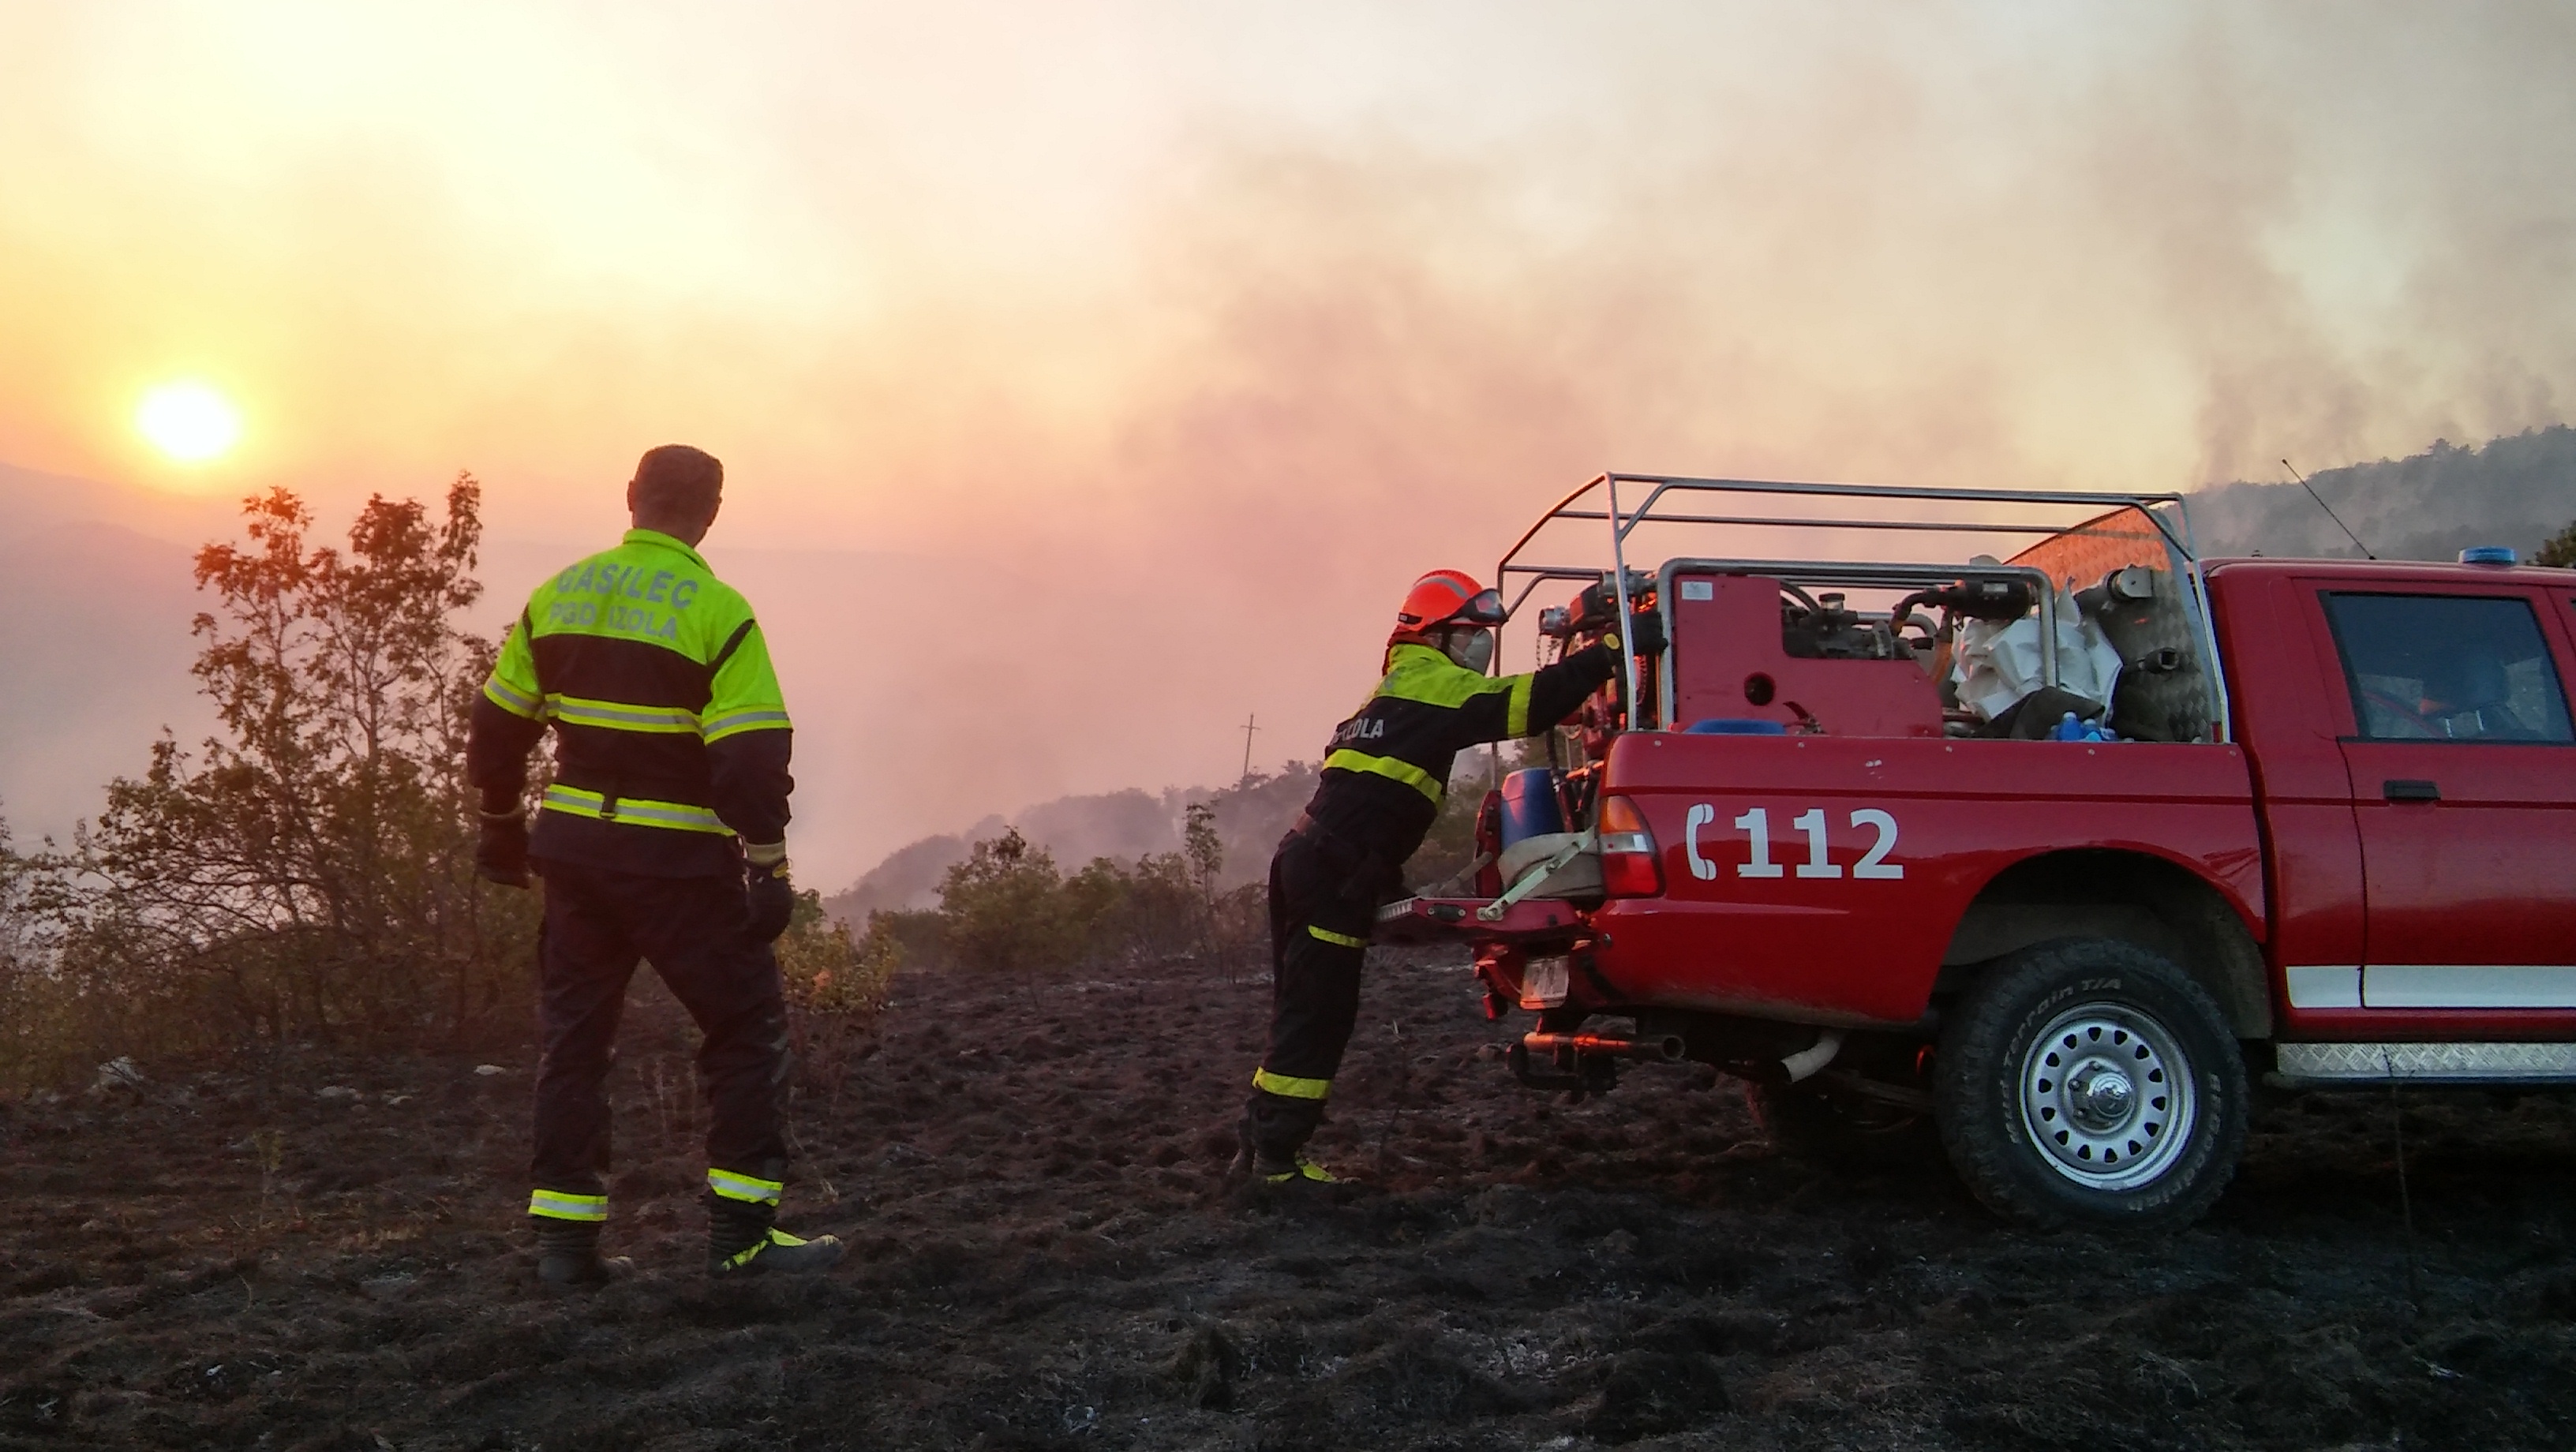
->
[[466, 528, 792, 877], [1298, 641, 1616, 879]]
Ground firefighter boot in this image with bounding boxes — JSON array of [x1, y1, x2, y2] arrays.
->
[[707, 1195, 845, 1278], [1230, 1092, 1338, 1188], [533, 1218, 634, 1288]]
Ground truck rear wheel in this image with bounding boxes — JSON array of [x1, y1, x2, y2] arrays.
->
[[1934, 937, 2247, 1229]]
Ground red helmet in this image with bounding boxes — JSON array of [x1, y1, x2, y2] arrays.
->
[[1391, 569, 1507, 642]]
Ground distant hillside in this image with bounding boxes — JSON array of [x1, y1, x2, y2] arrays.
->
[[0, 458, 242, 546], [0, 462, 219, 847], [821, 766, 1322, 925], [2188, 426, 2576, 562]]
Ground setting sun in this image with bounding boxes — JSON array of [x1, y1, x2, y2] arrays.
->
[[135, 381, 242, 462]]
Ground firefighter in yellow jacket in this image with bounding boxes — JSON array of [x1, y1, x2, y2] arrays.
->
[[1234, 569, 1654, 1185], [466, 444, 842, 1284]]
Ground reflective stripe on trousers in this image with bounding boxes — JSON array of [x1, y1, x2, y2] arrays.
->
[[530, 1188, 608, 1222], [707, 1167, 784, 1204], [1252, 1067, 1331, 1100]]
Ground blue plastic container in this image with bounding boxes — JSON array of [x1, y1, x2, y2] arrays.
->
[[1498, 768, 1567, 847], [1686, 717, 1788, 735]]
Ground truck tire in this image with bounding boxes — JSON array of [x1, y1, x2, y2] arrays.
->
[[1934, 937, 2247, 1230]]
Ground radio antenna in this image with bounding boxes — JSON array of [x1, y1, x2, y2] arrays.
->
[[2283, 458, 2376, 559]]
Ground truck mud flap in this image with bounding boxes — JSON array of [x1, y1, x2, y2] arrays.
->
[[1372, 896, 1586, 945], [1506, 1039, 1619, 1095]]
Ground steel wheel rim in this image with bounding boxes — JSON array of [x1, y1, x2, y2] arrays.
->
[[2016, 1001, 2197, 1192]]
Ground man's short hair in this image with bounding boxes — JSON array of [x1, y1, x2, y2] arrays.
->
[[631, 444, 724, 520]]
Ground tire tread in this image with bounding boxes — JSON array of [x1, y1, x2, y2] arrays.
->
[[1934, 936, 2248, 1230]]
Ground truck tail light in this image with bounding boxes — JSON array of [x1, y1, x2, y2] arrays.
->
[[1597, 795, 1664, 896]]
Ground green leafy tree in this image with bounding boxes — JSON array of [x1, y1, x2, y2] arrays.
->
[[897, 802, 1261, 976], [935, 828, 1081, 972], [918, 805, 1247, 973], [2536, 518, 2576, 568], [1068, 850, 1200, 964], [36, 478, 536, 1054], [1184, 799, 1223, 885]]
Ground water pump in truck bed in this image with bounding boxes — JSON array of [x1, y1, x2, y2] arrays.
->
[[1779, 588, 1907, 661], [1536, 576, 1651, 642]]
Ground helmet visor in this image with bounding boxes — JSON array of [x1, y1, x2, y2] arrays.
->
[[1447, 588, 1508, 627]]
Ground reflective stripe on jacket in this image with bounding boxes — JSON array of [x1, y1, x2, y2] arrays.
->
[[1300, 642, 1616, 877], [466, 529, 792, 877]]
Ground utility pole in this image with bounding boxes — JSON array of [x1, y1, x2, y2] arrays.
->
[[1239, 713, 1260, 784]]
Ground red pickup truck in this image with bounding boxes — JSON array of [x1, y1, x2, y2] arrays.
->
[[1383, 474, 2576, 1229]]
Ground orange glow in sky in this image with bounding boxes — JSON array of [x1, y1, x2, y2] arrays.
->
[[2, 2, 2572, 881], [135, 382, 242, 464]]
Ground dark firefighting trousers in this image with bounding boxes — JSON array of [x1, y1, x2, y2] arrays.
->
[[1242, 828, 1395, 1162], [528, 861, 791, 1228]]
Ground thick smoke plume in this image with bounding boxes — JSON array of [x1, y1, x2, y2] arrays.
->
[[1, 4, 2571, 883]]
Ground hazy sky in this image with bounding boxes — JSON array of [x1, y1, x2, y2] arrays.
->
[[4, 2, 2573, 881]]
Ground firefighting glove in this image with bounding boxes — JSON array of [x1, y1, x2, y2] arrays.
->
[[476, 807, 533, 889], [745, 844, 795, 943], [1599, 610, 1666, 658]]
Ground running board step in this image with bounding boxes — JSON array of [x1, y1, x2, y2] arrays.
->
[[2271, 1041, 2576, 1086]]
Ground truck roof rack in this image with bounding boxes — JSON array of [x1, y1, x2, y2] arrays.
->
[[1495, 473, 2228, 741]]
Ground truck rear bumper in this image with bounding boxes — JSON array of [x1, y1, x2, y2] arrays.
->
[[1372, 896, 1588, 945], [1372, 895, 1924, 1032]]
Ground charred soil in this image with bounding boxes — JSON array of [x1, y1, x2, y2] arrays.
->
[[5, 949, 2574, 1450]]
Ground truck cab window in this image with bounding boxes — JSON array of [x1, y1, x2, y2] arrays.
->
[[2323, 593, 2573, 743]]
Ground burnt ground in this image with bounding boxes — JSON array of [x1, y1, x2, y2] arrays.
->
[[3, 949, 2574, 1452]]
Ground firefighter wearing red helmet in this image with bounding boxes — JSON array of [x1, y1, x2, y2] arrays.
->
[[1232, 569, 1661, 1185]]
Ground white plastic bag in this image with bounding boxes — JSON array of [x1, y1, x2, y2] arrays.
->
[[1953, 588, 2124, 722]]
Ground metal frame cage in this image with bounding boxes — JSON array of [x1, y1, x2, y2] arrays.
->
[[1492, 472, 2233, 743]]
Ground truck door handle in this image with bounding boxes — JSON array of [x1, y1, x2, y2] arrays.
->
[[2383, 779, 2440, 802]]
